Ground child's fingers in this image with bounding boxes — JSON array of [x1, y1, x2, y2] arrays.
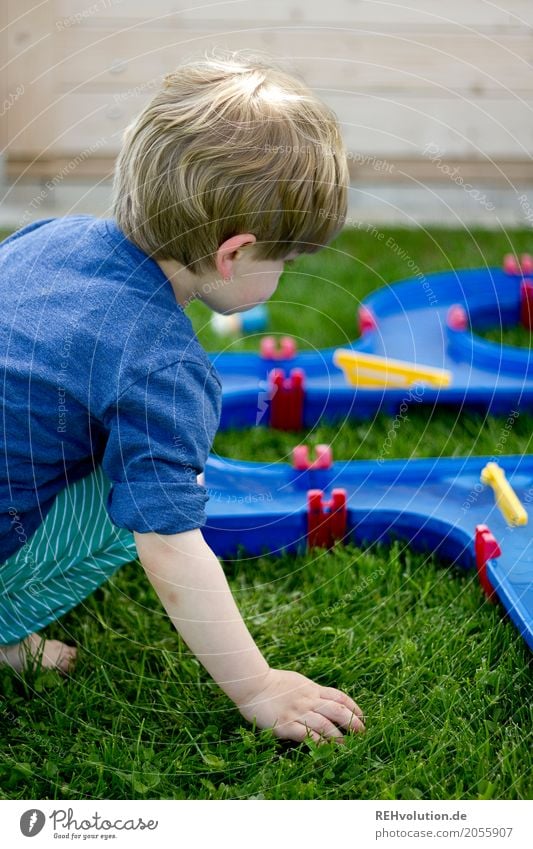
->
[[301, 711, 345, 742], [301, 725, 327, 745], [318, 685, 365, 719], [314, 699, 366, 733]]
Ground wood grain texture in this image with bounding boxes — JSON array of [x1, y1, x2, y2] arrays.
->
[[5, 0, 533, 177]]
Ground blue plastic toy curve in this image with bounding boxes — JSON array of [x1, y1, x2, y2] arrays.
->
[[209, 266, 533, 429], [203, 454, 533, 651]]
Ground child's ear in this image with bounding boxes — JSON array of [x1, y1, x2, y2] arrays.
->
[[216, 233, 256, 279]]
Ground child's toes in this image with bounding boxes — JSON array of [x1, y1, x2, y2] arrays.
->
[[40, 639, 77, 673], [55, 644, 77, 674]]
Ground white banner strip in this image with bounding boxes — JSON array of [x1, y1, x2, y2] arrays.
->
[[1, 799, 532, 848]]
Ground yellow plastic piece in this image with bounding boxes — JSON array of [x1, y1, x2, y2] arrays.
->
[[480, 462, 528, 527], [333, 349, 452, 389]]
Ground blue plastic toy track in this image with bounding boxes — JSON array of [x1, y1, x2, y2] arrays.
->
[[204, 264, 533, 651], [210, 266, 533, 429]]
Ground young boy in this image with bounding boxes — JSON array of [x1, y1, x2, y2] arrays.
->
[[0, 53, 365, 746]]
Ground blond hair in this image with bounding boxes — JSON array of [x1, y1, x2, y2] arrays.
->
[[111, 51, 349, 274]]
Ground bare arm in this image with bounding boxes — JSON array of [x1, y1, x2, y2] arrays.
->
[[134, 527, 270, 704], [134, 527, 366, 744]]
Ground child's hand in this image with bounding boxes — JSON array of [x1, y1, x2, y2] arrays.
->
[[135, 529, 364, 745], [235, 667, 365, 745]]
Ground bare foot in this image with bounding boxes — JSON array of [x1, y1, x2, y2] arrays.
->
[[0, 632, 77, 674]]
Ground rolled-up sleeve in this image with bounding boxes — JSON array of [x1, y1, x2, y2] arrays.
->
[[101, 358, 221, 535]]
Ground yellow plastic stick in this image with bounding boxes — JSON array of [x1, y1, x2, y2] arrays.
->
[[480, 462, 528, 527], [333, 349, 452, 389]]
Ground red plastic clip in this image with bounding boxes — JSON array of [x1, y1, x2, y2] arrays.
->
[[260, 335, 297, 360], [292, 443, 333, 471], [475, 524, 501, 601], [520, 253, 533, 275], [358, 306, 377, 335], [269, 367, 305, 431], [520, 281, 533, 331], [447, 304, 468, 331], [307, 488, 347, 549], [503, 254, 521, 275]]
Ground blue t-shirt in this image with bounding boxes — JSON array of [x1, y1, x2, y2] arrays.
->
[[0, 215, 222, 563]]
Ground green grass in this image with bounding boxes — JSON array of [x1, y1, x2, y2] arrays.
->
[[1, 225, 532, 801], [479, 325, 531, 348]]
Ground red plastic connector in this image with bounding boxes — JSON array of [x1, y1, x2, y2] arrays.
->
[[260, 335, 297, 360], [520, 253, 533, 275], [520, 281, 533, 331], [292, 443, 333, 471], [503, 253, 521, 275], [307, 488, 347, 549], [269, 367, 305, 431], [475, 524, 501, 601], [358, 305, 378, 335], [447, 304, 468, 331]]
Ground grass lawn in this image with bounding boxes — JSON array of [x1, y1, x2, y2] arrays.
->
[[0, 225, 532, 801]]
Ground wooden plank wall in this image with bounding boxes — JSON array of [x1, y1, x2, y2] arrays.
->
[[4, 0, 533, 182]]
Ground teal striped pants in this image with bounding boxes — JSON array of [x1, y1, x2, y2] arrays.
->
[[0, 465, 138, 645]]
